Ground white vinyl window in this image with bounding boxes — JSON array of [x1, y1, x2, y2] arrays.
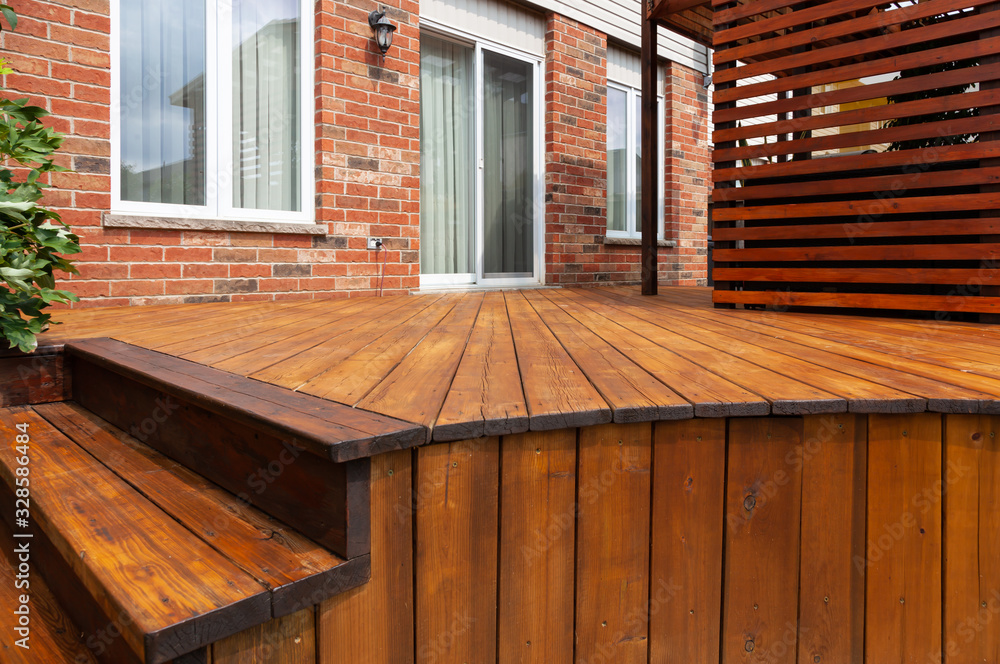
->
[[111, 0, 314, 224], [607, 82, 665, 239]]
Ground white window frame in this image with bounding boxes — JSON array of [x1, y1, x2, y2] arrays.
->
[[110, 0, 315, 225], [419, 21, 545, 289], [606, 81, 665, 240]]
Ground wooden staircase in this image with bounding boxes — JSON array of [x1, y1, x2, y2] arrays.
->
[[0, 339, 427, 663]]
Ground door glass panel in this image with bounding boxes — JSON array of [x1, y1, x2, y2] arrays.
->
[[419, 36, 476, 275], [120, 0, 206, 205], [483, 50, 533, 278], [607, 87, 627, 233]]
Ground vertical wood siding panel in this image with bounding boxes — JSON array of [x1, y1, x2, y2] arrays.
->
[[722, 417, 804, 664], [575, 422, 652, 664], [318, 449, 414, 664], [649, 419, 726, 664], [497, 430, 577, 664]]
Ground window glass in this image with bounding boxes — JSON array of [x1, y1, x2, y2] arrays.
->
[[120, 0, 206, 205], [607, 87, 627, 233]]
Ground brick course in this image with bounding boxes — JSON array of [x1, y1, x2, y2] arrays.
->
[[2, 0, 710, 307]]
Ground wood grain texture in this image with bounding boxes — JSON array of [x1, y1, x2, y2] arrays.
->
[[415, 440, 499, 664], [505, 291, 612, 429], [865, 414, 943, 664], [575, 423, 652, 664], [71, 360, 363, 559], [212, 609, 315, 664], [797, 414, 866, 664], [319, 449, 415, 664], [527, 291, 694, 421], [434, 292, 528, 441], [68, 338, 425, 462], [722, 417, 803, 664], [0, 406, 271, 664], [943, 414, 1000, 664], [649, 419, 725, 664], [0, 349, 68, 407], [34, 401, 365, 617], [0, 509, 100, 664], [34, 287, 1000, 434], [498, 430, 576, 664]]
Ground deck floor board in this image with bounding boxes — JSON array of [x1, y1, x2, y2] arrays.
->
[[39, 287, 1000, 436]]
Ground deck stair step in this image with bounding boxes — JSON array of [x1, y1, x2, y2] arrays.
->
[[0, 403, 370, 664], [64, 338, 428, 558], [0, 513, 99, 663]]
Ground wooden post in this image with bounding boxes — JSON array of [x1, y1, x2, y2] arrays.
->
[[641, 15, 658, 296]]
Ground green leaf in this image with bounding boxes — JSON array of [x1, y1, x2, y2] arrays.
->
[[1, 5, 18, 31]]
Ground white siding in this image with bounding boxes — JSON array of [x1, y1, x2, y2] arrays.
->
[[530, 0, 710, 73], [607, 45, 666, 96], [421, 0, 546, 55], [421, 0, 711, 73]]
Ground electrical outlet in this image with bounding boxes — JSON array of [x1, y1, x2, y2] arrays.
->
[[367, 237, 383, 250]]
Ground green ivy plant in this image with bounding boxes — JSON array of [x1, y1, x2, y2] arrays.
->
[[0, 6, 81, 353]]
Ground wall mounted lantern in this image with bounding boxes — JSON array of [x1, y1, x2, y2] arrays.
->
[[368, 6, 397, 61]]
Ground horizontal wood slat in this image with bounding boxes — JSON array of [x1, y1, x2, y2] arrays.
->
[[715, 0, 992, 66], [715, 36, 1000, 105], [712, 0, 1000, 320]]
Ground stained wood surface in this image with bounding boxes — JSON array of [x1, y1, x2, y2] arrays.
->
[[712, 0, 1000, 316], [212, 608, 316, 664], [0, 349, 68, 407], [0, 511, 100, 664], [498, 430, 577, 664], [318, 449, 415, 664], [865, 414, 943, 664], [33, 401, 366, 618], [0, 406, 271, 663], [722, 417, 804, 664], [30, 287, 1000, 437], [649, 419, 725, 664], [67, 337, 425, 462], [415, 439, 500, 664], [71, 359, 366, 559], [797, 414, 866, 664], [943, 414, 1000, 664], [575, 423, 652, 664]]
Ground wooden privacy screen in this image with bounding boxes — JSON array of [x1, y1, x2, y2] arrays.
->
[[711, 0, 1000, 319]]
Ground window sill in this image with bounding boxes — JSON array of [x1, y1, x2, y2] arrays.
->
[[603, 236, 677, 248], [104, 214, 327, 236]]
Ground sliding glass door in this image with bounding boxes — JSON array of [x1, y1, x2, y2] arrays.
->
[[420, 33, 541, 287]]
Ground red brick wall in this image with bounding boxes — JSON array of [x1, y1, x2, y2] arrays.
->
[[544, 14, 711, 286], [1, 0, 420, 307], [1, 0, 709, 307], [663, 59, 711, 286]]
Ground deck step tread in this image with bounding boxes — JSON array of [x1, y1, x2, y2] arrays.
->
[[33, 401, 366, 618], [0, 404, 369, 664], [0, 515, 100, 664], [66, 338, 427, 462]]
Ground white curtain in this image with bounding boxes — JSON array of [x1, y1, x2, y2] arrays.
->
[[420, 37, 475, 275], [483, 51, 533, 277], [232, 0, 300, 212], [120, 0, 206, 205]]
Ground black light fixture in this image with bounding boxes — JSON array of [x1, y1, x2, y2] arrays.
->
[[368, 6, 396, 61]]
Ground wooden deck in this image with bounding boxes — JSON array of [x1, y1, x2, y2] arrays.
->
[[6, 285, 1000, 664], [39, 285, 1000, 437]]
